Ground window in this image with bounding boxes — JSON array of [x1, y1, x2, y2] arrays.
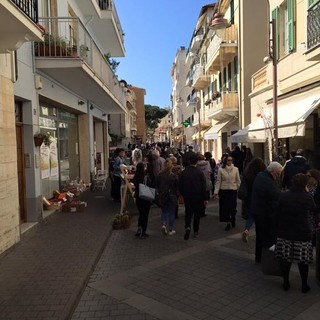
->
[[233, 57, 238, 92], [272, 0, 295, 59], [227, 63, 232, 92]]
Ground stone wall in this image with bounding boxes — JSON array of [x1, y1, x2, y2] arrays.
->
[[0, 54, 20, 255]]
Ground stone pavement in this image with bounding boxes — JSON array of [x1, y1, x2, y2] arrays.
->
[[72, 200, 320, 320], [0, 187, 118, 320], [1, 184, 320, 320]]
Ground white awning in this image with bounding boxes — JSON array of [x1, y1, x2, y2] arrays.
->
[[231, 94, 320, 143], [204, 119, 235, 140]]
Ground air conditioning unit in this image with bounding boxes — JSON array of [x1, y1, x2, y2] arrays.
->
[[35, 75, 43, 90]]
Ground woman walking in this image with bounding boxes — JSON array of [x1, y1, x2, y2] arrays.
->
[[132, 162, 152, 239], [241, 158, 266, 242], [275, 173, 316, 292], [196, 153, 212, 217], [156, 159, 179, 235], [214, 155, 241, 231]]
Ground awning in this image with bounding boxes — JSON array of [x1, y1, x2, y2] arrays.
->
[[231, 94, 320, 143], [192, 129, 208, 140], [204, 119, 235, 140]]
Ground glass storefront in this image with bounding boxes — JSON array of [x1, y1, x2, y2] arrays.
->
[[40, 104, 79, 198]]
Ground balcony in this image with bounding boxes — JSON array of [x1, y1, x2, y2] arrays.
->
[[186, 71, 193, 86], [306, 2, 320, 61], [205, 24, 238, 74], [0, 0, 43, 52], [185, 50, 195, 65], [251, 64, 273, 94], [190, 33, 204, 53], [126, 89, 135, 110], [34, 17, 126, 114], [76, 0, 124, 57], [206, 92, 239, 121], [192, 64, 210, 90]]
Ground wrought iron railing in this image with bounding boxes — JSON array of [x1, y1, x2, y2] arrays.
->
[[35, 17, 125, 106], [307, 2, 320, 50], [11, 0, 38, 23]]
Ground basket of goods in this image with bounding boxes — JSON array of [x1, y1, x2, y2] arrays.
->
[[112, 214, 132, 230]]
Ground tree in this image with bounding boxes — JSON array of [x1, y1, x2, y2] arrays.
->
[[145, 104, 168, 131]]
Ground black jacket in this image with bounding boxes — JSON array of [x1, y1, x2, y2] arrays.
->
[[276, 188, 316, 241], [282, 156, 310, 189], [179, 165, 208, 202], [251, 170, 281, 218]]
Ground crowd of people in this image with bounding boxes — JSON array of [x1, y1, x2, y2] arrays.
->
[[109, 143, 320, 293]]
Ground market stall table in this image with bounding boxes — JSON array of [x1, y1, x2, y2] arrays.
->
[[120, 167, 135, 214]]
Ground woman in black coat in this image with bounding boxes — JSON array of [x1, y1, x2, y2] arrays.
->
[[275, 173, 316, 293], [133, 162, 152, 239]]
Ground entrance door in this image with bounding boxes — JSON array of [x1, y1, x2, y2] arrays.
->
[[16, 124, 26, 222]]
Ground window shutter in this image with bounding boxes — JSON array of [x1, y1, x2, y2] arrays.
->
[[272, 7, 280, 60], [309, 0, 320, 8], [287, 0, 295, 52]]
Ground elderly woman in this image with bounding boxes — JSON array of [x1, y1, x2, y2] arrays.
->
[[275, 173, 316, 292]]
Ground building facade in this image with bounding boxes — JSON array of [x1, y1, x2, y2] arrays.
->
[[233, 0, 320, 165], [0, 0, 127, 254], [0, 0, 43, 254]]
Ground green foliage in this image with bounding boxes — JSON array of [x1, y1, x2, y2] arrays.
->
[[104, 53, 120, 74], [145, 105, 168, 130]]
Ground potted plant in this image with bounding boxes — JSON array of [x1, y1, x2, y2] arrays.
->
[[34, 133, 50, 147], [35, 34, 69, 57]]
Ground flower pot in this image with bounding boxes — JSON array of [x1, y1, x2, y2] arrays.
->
[[34, 136, 44, 147]]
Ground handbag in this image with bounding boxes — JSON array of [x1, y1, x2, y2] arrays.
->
[[238, 177, 248, 200], [261, 247, 283, 277], [139, 176, 156, 202]]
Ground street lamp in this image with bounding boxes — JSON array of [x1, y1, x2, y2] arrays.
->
[[266, 0, 279, 161]]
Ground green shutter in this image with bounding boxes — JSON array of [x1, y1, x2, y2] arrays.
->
[[287, 0, 295, 52], [272, 7, 280, 59], [309, 0, 320, 8]]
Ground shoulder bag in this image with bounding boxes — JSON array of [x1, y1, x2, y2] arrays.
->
[[139, 176, 156, 202]]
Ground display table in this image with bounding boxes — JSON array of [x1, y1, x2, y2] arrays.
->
[[120, 167, 135, 214]]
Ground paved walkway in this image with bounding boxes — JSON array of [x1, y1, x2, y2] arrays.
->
[[0, 184, 320, 320]]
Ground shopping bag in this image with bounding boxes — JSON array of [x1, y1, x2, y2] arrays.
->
[[138, 178, 156, 202], [261, 247, 283, 277], [237, 177, 248, 200]]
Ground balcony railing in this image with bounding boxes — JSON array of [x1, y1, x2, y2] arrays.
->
[[307, 2, 320, 50], [207, 92, 239, 120], [35, 17, 124, 104], [11, 0, 38, 23], [96, 0, 124, 45]]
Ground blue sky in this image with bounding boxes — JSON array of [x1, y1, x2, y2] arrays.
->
[[115, 0, 213, 109]]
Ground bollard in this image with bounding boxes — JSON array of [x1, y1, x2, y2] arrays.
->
[[316, 230, 320, 285]]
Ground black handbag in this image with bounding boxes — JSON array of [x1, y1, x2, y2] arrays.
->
[[238, 177, 248, 200], [261, 248, 283, 277]]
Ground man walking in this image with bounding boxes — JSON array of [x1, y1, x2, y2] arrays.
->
[[251, 161, 282, 263], [282, 149, 309, 189], [179, 153, 208, 240]]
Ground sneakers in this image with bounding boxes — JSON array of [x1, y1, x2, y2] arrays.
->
[[168, 230, 176, 236], [184, 228, 191, 240], [194, 232, 199, 239], [242, 230, 249, 243], [161, 225, 168, 235], [225, 223, 231, 231]]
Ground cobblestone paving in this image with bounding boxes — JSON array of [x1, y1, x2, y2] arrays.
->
[[72, 203, 320, 320]]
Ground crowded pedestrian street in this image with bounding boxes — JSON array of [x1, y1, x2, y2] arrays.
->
[[0, 182, 319, 320]]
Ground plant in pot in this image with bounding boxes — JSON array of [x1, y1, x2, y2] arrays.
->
[[34, 133, 50, 147], [35, 34, 69, 57]]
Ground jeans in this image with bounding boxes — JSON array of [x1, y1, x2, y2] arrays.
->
[[161, 203, 176, 230]]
